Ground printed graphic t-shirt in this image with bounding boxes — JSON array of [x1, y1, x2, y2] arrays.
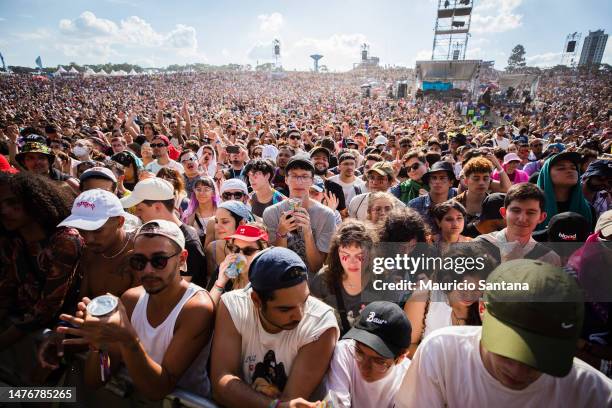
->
[[221, 288, 339, 396]]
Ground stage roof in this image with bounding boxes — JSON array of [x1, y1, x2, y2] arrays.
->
[[415, 60, 481, 81]]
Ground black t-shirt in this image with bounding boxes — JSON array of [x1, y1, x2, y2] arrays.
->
[[179, 223, 207, 287], [325, 179, 346, 211]]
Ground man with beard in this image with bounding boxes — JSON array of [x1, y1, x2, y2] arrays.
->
[[272, 145, 295, 197], [211, 247, 338, 407], [227, 145, 247, 181], [310, 146, 347, 216], [58, 220, 215, 399], [121, 178, 207, 286]]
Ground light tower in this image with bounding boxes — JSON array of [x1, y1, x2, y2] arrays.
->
[[431, 0, 474, 60], [560, 32, 581, 67], [273, 39, 281, 70], [310, 54, 323, 72], [361, 43, 369, 61]]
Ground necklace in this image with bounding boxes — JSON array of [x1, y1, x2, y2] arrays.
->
[[101, 233, 131, 259], [452, 309, 467, 326]]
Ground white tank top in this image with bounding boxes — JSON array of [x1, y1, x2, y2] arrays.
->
[[130, 282, 212, 397], [422, 290, 452, 339]]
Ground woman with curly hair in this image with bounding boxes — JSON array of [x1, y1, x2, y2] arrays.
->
[[0, 172, 84, 352], [311, 220, 376, 335]]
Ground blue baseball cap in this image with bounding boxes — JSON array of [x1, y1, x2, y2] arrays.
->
[[218, 200, 254, 222], [582, 159, 612, 180], [248, 247, 308, 292]]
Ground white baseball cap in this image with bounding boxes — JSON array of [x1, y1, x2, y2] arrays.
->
[[120, 177, 174, 209], [58, 189, 127, 230], [374, 135, 388, 146], [595, 210, 612, 237], [79, 166, 117, 183], [220, 178, 248, 195], [136, 219, 185, 250]]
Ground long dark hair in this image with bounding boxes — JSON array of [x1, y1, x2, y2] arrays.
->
[[323, 220, 376, 294], [0, 172, 73, 236], [430, 243, 498, 325]]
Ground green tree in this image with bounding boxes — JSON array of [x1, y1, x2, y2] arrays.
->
[[507, 44, 526, 71]]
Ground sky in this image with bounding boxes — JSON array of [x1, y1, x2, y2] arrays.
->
[[0, 0, 611, 71]]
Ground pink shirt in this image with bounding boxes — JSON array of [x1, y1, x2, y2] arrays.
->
[[492, 168, 529, 184]]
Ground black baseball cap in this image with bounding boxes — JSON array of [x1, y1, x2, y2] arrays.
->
[[248, 247, 308, 292], [285, 155, 315, 174], [547, 212, 590, 242], [480, 193, 506, 221], [548, 151, 582, 168], [343, 301, 411, 359]]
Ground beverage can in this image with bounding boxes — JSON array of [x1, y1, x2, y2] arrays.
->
[[225, 254, 247, 279], [87, 295, 118, 317]]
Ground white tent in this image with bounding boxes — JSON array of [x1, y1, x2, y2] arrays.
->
[[110, 70, 118, 76], [116, 70, 127, 76], [57, 66, 67, 73], [98, 69, 109, 76], [84, 67, 96, 77], [128, 69, 138, 75], [68, 66, 79, 74]]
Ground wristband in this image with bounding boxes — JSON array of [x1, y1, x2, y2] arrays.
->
[[269, 399, 280, 408], [213, 283, 225, 292], [277, 232, 288, 239]]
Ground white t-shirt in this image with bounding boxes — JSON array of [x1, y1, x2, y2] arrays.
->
[[145, 158, 184, 175], [221, 288, 339, 395], [326, 339, 410, 408], [328, 175, 367, 205], [422, 290, 452, 339], [492, 137, 510, 150], [395, 326, 612, 407]]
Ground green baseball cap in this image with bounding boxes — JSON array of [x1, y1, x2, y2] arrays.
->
[[481, 259, 584, 377]]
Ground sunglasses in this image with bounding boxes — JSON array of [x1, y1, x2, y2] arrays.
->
[[222, 191, 245, 200], [289, 135, 301, 140], [129, 251, 180, 271], [181, 156, 197, 163], [400, 143, 410, 148], [151, 143, 167, 148], [227, 243, 259, 257], [407, 163, 421, 171]]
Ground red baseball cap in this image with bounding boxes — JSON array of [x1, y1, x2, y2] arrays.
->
[[225, 225, 268, 242]]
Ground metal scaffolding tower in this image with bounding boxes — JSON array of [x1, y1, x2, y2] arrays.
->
[[431, 0, 474, 60], [273, 39, 281, 70], [310, 54, 323, 72]]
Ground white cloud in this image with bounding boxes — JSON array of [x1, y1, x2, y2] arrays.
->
[[60, 11, 118, 36], [248, 42, 275, 61], [471, 0, 523, 34], [289, 33, 367, 70], [257, 12, 284, 33], [526, 52, 563, 67], [54, 11, 203, 63], [14, 29, 52, 41]]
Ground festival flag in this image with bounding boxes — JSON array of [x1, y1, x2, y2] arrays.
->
[[0, 52, 5, 71], [35, 56, 43, 70]]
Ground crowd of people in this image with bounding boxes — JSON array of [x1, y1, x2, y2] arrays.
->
[[0, 68, 611, 407]]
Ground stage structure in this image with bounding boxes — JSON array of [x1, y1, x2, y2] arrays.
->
[[415, 60, 481, 97], [432, 0, 474, 60], [310, 54, 323, 72], [273, 39, 282, 70], [560, 32, 581, 67], [353, 43, 380, 69]]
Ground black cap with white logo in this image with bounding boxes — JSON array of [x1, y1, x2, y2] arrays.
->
[[343, 301, 411, 359]]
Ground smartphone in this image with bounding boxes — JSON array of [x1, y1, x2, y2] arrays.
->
[[227, 145, 240, 154]]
